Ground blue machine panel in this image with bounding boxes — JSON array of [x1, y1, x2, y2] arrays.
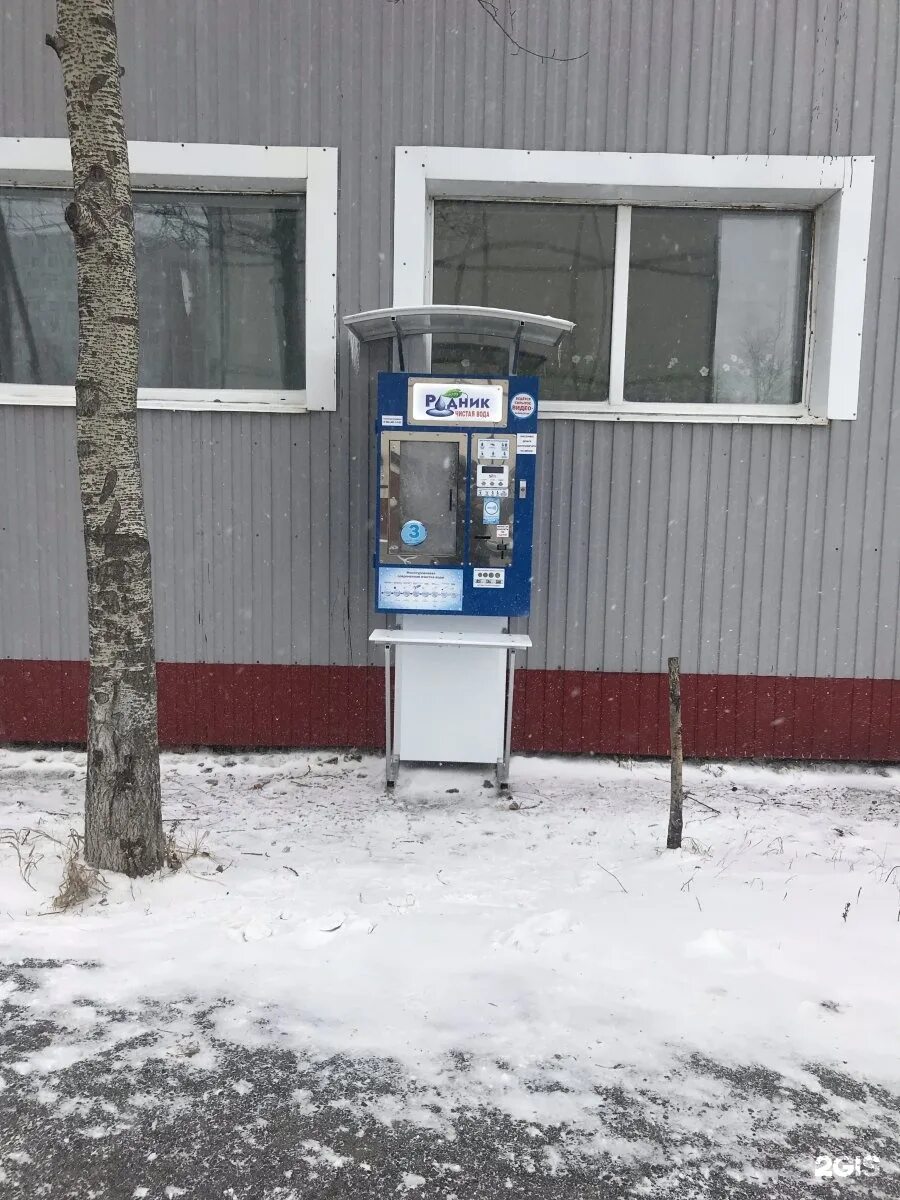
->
[[375, 373, 538, 617]]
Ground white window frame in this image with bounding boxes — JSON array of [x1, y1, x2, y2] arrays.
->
[[394, 147, 875, 424], [0, 138, 338, 413]]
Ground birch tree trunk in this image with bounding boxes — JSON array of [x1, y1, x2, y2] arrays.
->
[[48, 0, 164, 876]]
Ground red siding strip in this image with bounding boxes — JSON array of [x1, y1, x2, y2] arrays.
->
[[791, 677, 817, 760], [715, 675, 739, 761], [522, 670, 546, 753], [753, 676, 777, 760], [364, 665, 382, 751], [510, 665, 528, 751], [287, 661, 310, 748], [618, 674, 642, 756], [561, 671, 585, 755], [306, 666, 332, 747], [579, 673, 603, 753], [1, 661, 899, 762], [599, 671, 621, 754], [771, 676, 795, 760], [0, 661, 88, 743], [827, 679, 857, 760], [542, 672, 565, 754], [850, 679, 874, 761], [645, 673, 661, 757], [57, 662, 88, 742]]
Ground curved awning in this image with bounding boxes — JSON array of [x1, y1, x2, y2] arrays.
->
[[343, 304, 574, 371]]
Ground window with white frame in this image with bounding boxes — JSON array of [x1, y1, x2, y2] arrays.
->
[[0, 139, 338, 412], [394, 148, 874, 423]]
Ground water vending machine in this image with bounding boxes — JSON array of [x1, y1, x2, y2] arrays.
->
[[344, 306, 574, 787]]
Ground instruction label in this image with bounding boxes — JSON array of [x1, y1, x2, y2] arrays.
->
[[378, 567, 463, 611], [516, 433, 537, 454]]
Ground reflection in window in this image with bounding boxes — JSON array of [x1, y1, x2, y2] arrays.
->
[[625, 209, 812, 405], [432, 200, 616, 403], [0, 189, 305, 390], [0, 193, 75, 385]]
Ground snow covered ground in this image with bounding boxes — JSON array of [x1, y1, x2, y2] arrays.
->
[[1, 748, 899, 1197]]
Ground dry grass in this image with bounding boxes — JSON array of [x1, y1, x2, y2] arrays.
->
[[164, 825, 210, 871], [683, 836, 713, 857], [0, 827, 46, 890], [52, 830, 108, 911], [3, 819, 212, 907]]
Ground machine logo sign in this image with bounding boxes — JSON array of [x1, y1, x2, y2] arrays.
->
[[411, 381, 504, 424], [424, 387, 469, 417], [510, 392, 536, 419]]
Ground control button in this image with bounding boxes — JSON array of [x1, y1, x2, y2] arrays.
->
[[473, 568, 505, 589]]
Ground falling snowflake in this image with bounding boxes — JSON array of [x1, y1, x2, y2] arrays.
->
[[699, 366, 709, 377]]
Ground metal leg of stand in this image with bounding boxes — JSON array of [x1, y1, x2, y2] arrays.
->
[[498, 648, 516, 790], [384, 643, 395, 788]]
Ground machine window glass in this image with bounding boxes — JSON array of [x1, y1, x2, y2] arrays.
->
[[431, 200, 616, 404], [396, 439, 460, 559], [625, 209, 812, 405], [0, 188, 305, 390]]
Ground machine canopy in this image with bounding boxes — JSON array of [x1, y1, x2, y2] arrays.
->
[[343, 304, 574, 372]]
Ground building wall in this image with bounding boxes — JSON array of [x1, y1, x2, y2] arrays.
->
[[1, 0, 899, 757]]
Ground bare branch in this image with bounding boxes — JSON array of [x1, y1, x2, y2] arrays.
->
[[598, 863, 628, 894], [475, 0, 588, 63]]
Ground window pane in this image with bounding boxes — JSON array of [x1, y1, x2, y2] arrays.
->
[[0, 189, 305, 390], [0, 192, 77, 385], [432, 200, 616, 403], [624, 209, 812, 405], [135, 194, 305, 389]]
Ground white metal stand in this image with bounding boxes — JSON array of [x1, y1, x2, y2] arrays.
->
[[369, 627, 531, 790]]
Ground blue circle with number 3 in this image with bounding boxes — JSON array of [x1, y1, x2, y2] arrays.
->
[[401, 520, 427, 546]]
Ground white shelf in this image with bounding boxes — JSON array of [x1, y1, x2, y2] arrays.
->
[[369, 629, 531, 650]]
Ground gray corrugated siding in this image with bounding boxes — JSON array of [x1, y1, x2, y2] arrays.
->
[[1, 0, 898, 679]]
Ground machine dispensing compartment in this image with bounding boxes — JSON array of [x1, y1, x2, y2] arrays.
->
[[380, 431, 468, 566]]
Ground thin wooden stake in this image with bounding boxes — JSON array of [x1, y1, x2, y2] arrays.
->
[[667, 656, 683, 850]]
